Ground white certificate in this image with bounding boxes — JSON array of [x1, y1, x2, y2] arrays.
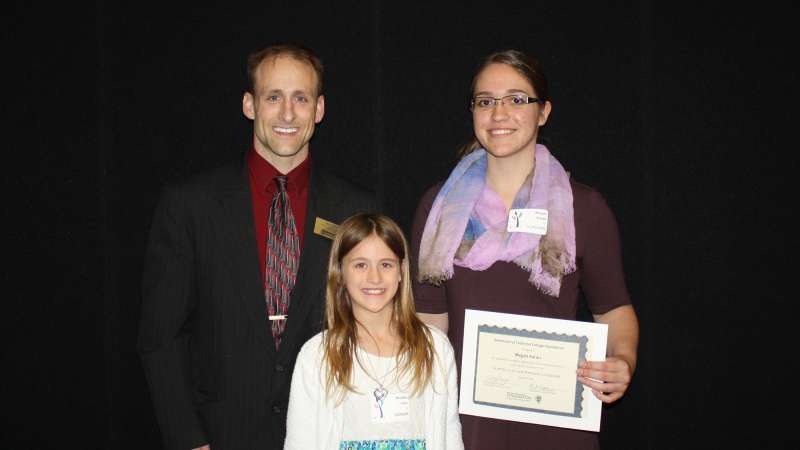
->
[[459, 309, 608, 432]]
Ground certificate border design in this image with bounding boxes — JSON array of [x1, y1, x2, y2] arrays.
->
[[459, 309, 607, 431], [473, 325, 588, 418]]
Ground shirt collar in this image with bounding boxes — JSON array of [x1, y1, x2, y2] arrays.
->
[[247, 148, 311, 194]]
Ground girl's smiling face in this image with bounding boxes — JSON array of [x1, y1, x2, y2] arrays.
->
[[342, 233, 401, 321]]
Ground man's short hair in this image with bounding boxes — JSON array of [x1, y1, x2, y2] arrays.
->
[[246, 44, 324, 96]]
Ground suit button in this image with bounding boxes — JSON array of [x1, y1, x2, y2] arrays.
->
[[272, 404, 282, 414], [275, 363, 286, 373]]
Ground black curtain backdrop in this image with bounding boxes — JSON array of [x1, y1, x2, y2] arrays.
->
[[4, 1, 794, 449]]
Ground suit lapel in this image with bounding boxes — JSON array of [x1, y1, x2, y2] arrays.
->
[[212, 162, 336, 356], [280, 166, 329, 349], [214, 161, 277, 355]]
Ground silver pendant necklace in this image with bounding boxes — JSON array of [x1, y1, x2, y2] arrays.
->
[[358, 347, 397, 418]]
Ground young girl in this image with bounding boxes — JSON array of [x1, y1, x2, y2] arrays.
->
[[284, 213, 463, 450]]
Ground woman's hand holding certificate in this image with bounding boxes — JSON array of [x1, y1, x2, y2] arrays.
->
[[459, 309, 609, 432]]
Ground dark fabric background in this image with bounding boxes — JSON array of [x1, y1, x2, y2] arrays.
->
[[3, 1, 794, 449]]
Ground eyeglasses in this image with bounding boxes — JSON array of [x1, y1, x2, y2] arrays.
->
[[470, 93, 543, 110]]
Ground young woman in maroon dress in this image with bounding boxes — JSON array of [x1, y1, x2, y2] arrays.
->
[[412, 50, 639, 450]]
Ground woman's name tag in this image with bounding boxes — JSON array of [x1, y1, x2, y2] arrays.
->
[[507, 208, 549, 235]]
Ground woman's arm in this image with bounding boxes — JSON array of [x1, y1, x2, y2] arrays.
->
[[418, 312, 448, 334], [578, 304, 639, 403], [574, 188, 639, 403]]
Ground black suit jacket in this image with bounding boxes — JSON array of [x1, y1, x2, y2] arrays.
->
[[138, 158, 377, 450]]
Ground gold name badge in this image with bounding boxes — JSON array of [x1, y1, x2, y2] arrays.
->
[[313, 217, 339, 240]]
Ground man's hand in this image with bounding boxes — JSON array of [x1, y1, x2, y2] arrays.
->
[[193, 445, 210, 450]]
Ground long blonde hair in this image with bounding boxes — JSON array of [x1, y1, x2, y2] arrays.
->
[[322, 213, 434, 401]]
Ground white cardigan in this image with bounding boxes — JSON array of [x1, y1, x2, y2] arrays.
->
[[284, 325, 464, 450]]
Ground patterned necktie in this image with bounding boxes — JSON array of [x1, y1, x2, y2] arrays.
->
[[265, 175, 300, 349]]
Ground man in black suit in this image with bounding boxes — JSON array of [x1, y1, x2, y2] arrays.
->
[[138, 44, 376, 450]]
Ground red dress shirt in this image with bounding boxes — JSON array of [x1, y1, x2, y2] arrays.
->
[[247, 149, 310, 285]]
